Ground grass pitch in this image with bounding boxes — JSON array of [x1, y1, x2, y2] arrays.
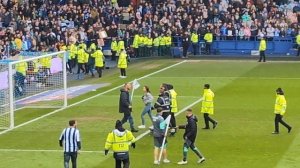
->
[[0, 59, 299, 168]]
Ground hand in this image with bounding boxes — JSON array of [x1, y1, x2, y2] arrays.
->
[[184, 136, 188, 140], [104, 150, 109, 155], [131, 143, 136, 149]]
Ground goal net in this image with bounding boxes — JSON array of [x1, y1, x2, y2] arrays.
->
[[0, 51, 67, 129]]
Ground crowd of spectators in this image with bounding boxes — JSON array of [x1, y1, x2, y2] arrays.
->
[[1, 0, 300, 59]]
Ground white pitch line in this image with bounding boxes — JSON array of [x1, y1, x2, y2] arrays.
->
[[135, 97, 203, 141], [0, 60, 187, 136], [0, 149, 104, 153], [148, 76, 300, 80], [0, 97, 202, 154]]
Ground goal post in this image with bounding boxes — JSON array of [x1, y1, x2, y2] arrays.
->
[[0, 51, 68, 129]]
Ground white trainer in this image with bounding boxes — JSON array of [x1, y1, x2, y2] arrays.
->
[[177, 160, 188, 165], [198, 157, 205, 163], [154, 160, 159, 165], [138, 125, 146, 129], [163, 159, 170, 163]]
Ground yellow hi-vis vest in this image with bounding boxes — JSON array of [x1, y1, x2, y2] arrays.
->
[[77, 49, 86, 63], [153, 37, 160, 46], [159, 36, 166, 46], [105, 130, 135, 152], [92, 50, 104, 67], [191, 33, 198, 43], [16, 62, 27, 76], [296, 34, 300, 45], [68, 44, 77, 59], [146, 37, 153, 47], [118, 51, 128, 69], [165, 36, 172, 46], [204, 33, 213, 43], [274, 95, 287, 115], [117, 40, 125, 53], [201, 89, 214, 114], [169, 89, 178, 113], [133, 34, 140, 48], [89, 43, 97, 51], [259, 39, 266, 51], [111, 41, 118, 51]]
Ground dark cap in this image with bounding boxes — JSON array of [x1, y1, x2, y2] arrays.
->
[[115, 120, 123, 129]]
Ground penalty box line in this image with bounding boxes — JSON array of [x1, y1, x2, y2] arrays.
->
[[0, 60, 187, 136], [0, 97, 202, 154]]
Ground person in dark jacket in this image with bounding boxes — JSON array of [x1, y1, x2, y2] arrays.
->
[[182, 32, 190, 58], [153, 84, 171, 120], [177, 109, 205, 165], [119, 83, 138, 132]]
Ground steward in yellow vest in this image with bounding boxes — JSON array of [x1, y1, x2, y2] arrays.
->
[[204, 31, 213, 55], [153, 35, 160, 56], [191, 31, 199, 55], [258, 36, 266, 62], [145, 36, 153, 57], [138, 34, 145, 57], [201, 84, 218, 129], [117, 38, 125, 55], [91, 47, 105, 78], [76, 46, 86, 77], [105, 120, 136, 168], [111, 38, 118, 61], [165, 33, 172, 56], [296, 33, 300, 56], [168, 84, 178, 136], [272, 88, 292, 134], [133, 34, 139, 57], [118, 49, 128, 78], [159, 34, 166, 56]]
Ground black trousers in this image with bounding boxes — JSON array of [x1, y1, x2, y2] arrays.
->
[[297, 45, 300, 56], [275, 114, 291, 132], [259, 51, 266, 62], [96, 67, 103, 78], [111, 51, 117, 60], [203, 113, 216, 128], [183, 44, 189, 57], [170, 112, 176, 128], [64, 152, 77, 168], [162, 112, 170, 120], [115, 158, 129, 168], [77, 63, 85, 74], [192, 43, 198, 55], [120, 68, 126, 76], [206, 42, 212, 55]]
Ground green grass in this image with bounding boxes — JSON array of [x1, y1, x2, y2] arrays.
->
[[0, 59, 300, 168]]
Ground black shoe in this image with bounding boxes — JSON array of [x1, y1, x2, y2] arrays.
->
[[213, 122, 218, 129], [272, 131, 279, 134], [131, 129, 139, 132], [288, 127, 292, 133], [202, 127, 210, 130]]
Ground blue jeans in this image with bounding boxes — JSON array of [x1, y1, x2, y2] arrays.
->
[[64, 152, 77, 168], [141, 104, 152, 125], [121, 112, 135, 130]]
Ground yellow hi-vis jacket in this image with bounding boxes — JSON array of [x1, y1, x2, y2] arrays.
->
[[111, 40, 118, 51], [59, 45, 67, 59], [16, 62, 27, 76], [117, 40, 125, 53], [191, 33, 198, 43], [159, 36, 166, 46], [204, 33, 213, 43], [259, 39, 266, 51], [118, 51, 128, 69], [296, 34, 300, 45], [165, 36, 172, 46], [68, 44, 77, 59], [92, 49, 104, 67], [169, 89, 178, 113], [105, 129, 135, 152], [153, 37, 160, 47], [201, 89, 214, 114], [146, 37, 153, 47], [77, 49, 86, 63], [274, 95, 287, 115], [79, 43, 87, 50], [133, 34, 140, 48]]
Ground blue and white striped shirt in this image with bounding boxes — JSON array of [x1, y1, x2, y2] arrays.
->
[[59, 127, 81, 152]]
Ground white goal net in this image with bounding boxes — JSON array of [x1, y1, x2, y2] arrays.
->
[[0, 51, 67, 129]]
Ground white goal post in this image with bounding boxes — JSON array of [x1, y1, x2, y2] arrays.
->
[[0, 51, 68, 129]]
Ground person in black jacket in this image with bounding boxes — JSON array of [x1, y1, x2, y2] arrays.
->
[[120, 83, 138, 132], [182, 32, 190, 58], [177, 109, 205, 165]]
